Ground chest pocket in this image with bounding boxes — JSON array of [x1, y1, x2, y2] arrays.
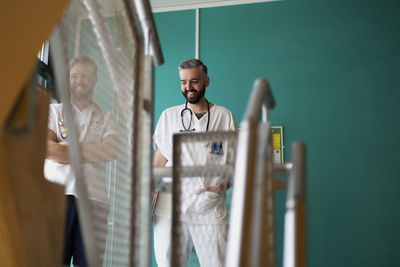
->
[[86, 119, 103, 143]]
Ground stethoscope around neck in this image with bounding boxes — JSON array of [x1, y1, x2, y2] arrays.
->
[[180, 99, 210, 132]]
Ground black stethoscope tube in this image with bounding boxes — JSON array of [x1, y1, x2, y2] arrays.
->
[[180, 99, 210, 132]]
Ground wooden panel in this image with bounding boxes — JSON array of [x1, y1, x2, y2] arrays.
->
[[0, 90, 66, 267], [0, 0, 70, 127]]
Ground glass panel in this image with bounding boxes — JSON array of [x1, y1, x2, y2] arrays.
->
[[45, 0, 137, 265]]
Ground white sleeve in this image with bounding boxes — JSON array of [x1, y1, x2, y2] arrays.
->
[[153, 110, 172, 162], [48, 104, 58, 133], [229, 111, 238, 131], [227, 110, 238, 164], [102, 113, 118, 138]]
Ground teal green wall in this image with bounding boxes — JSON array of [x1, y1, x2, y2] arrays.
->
[[154, 0, 400, 266], [154, 10, 196, 115]]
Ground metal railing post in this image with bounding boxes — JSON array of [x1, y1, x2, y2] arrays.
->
[[225, 78, 275, 267], [283, 142, 307, 267]]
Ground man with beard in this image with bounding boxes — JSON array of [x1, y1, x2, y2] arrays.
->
[[153, 59, 237, 267], [44, 55, 119, 266]]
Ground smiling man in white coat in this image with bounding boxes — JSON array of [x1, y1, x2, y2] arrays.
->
[[153, 59, 237, 267], [44, 55, 119, 266]]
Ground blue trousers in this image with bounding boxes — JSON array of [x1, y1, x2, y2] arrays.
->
[[63, 195, 87, 267]]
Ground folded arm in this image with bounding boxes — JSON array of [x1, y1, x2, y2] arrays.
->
[[80, 134, 119, 163], [46, 129, 119, 164], [46, 129, 70, 164]]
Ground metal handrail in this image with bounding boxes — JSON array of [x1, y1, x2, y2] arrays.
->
[[168, 130, 238, 267], [153, 165, 235, 180], [283, 142, 307, 267], [133, 0, 164, 65], [226, 77, 307, 267], [243, 78, 275, 123], [225, 78, 276, 267]]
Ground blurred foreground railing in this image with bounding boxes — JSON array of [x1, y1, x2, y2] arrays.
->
[[225, 78, 307, 267]]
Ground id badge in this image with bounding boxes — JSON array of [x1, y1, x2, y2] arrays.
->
[[58, 111, 68, 139], [209, 141, 224, 155]]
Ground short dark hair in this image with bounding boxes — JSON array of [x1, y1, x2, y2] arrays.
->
[[69, 55, 98, 76], [179, 59, 208, 76]]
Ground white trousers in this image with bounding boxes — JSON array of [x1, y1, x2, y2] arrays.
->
[[154, 216, 227, 267]]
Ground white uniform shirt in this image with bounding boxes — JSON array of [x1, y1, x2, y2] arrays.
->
[[44, 103, 118, 203], [153, 103, 237, 224]]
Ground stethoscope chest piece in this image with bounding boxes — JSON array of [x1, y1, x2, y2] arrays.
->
[[180, 99, 210, 132]]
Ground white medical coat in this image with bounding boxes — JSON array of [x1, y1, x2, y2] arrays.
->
[[44, 103, 118, 203], [153, 103, 237, 224]]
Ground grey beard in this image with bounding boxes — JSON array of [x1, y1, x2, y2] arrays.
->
[[182, 86, 206, 104]]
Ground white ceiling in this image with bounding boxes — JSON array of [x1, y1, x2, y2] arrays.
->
[[149, 0, 277, 12]]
